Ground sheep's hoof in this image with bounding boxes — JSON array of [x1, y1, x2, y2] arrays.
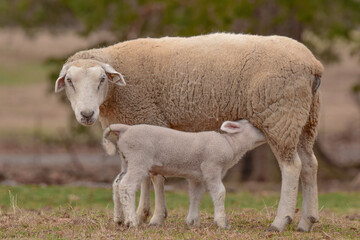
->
[[124, 221, 138, 228], [296, 216, 318, 232], [124, 217, 139, 228], [215, 219, 230, 229], [267, 216, 292, 232], [266, 225, 280, 232], [186, 218, 200, 227], [149, 213, 166, 226], [136, 208, 152, 223], [148, 218, 165, 226], [114, 217, 124, 226]]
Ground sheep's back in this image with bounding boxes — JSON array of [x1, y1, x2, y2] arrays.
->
[[100, 34, 322, 133]]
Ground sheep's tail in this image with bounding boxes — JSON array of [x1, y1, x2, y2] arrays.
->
[[102, 124, 129, 156], [312, 58, 324, 92]]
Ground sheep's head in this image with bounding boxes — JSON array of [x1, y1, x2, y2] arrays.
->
[[220, 120, 266, 149], [55, 59, 126, 126]]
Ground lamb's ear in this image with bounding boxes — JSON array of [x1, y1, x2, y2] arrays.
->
[[102, 127, 119, 156], [102, 64, 126, 86], [55, 65, 68, 93], [220, 121, 244, 133]]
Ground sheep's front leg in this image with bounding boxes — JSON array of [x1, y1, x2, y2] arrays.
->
[[186, 180, 205, 227], [297, 148, 319, 232], [202, 166, 229, 229], [136, 176, 152, 223], [113, 173, 125, 225], [149, 175, 168, 226], [268, 152, 302, 232], [119, 171, 145, 227]]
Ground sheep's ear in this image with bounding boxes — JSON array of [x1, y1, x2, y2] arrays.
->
[[102, 64, 126, 86], [55, 65, 68, 93], [220, 121, 244, 133], [111, 130, 120, 138]]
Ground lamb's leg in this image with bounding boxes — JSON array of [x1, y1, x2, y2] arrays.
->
[[297, 147, 319, 232], [113, 173, 125, 225], [136, 176, 152, 223], [119, 171, 146, 228], [186, 180, 205, 227], [268, 150, 302, 232], [202, 167, 229, 229], [149, 175, 168, 225]]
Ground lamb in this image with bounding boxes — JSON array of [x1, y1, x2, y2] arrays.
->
[[103, 120, 266, 228], [55, 33, 323, 232]]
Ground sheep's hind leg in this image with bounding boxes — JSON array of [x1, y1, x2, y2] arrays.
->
[[149, 175, 168, 226], [119, 171, 146, 227], [136, 176, 152, 224], [186, 180, 205, 227], [296, 147, 319, 232], [267, 149, 302, 232], [113, 173, 125, 225]]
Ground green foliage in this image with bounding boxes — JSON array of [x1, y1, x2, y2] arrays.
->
[[1, 0, 360, 49]]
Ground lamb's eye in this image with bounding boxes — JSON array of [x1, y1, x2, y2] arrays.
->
[[100, 77, 106, 84]]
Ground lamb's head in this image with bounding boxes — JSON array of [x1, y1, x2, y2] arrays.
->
[[55, 59, 126, 126], [220, 120, 266, 150]]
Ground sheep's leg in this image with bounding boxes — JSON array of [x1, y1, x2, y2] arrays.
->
[[119, 171, 146, 228], [268, 150, 302, 232], [113, 173, 125, 225], [149, 175, 168, 225], [136, 176, 152, 224], [297, 147, 319, 232], [186, 180, 205, 227], [202, 166, 229, 229]]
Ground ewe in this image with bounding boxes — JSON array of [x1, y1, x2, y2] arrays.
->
[[55, 33, 323, 231]]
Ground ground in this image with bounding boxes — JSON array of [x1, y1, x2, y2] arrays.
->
[[0, 185, 359, 239]]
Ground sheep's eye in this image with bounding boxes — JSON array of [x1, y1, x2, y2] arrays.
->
[[66, 78, 73, 85], [98, 77, 106, 90]]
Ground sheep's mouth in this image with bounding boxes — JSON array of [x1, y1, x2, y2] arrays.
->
[[80, 118, 96, 126]]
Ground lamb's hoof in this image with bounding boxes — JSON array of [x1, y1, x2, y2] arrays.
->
[[296, 216, 318, 232], [149, 218, 165, 226], [136, 209, 152, 224], [266, 225, 280, 232], [186, 218, 200, 227], [124, 219, 139, 228], [114, 217, 124, 226], [267, 216, 292, 232], [215, 219, 230, 229]]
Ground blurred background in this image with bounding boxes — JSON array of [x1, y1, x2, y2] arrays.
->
[[0, 0, 359, 189]]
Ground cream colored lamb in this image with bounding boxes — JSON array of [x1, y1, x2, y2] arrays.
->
[[103, 120, 265, 228], [55, 33, 323, 232]]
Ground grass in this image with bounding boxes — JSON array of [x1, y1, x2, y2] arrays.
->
[[0, 61, 50, 86], [0, 185, 359, 239]]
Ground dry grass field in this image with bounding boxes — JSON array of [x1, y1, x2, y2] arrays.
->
[[0, 185, 359, 239]]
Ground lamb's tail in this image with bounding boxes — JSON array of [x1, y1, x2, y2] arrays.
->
[[102, 124, 129, 156]]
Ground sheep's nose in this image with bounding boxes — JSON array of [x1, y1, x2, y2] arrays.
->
[[81, 110, 94, 119]]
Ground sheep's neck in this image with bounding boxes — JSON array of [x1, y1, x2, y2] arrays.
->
[[222, 134, 248, 161]]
